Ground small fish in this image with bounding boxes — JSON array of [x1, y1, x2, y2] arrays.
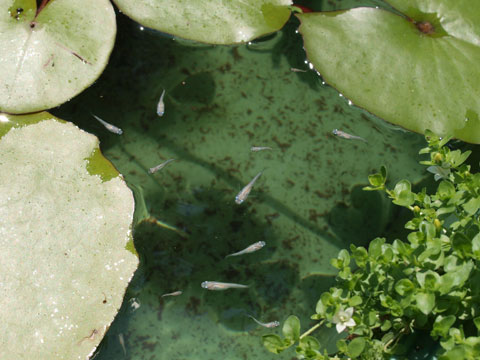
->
[[201, 281, 249, 290], [290, 67, 307, 73], [161, 290, 183, 297], [148, 158, 175, 174], [157, 89, 166, 116], [251, 146, 272, 152], [247, 315, 280, 328], [92, 114, 123, 135], [235, 170, 264, 204], [118, 333, 126, 356], [226, 241, 266, 258], [129, 297, 140, 311], [332, 129, 366, 142]]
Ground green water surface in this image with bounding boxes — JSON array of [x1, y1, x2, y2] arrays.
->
[[53, 1, 430, 359]]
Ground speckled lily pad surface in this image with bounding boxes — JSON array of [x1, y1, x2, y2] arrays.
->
[[53, 1, 428, 359]]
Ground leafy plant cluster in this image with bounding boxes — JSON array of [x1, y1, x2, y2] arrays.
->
[[263, 131, 480, 359]]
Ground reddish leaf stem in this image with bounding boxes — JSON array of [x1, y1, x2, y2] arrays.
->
[[36, 0, 51, 17]]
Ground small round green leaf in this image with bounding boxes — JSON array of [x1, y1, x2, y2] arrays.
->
[[262, 334, 289, 354], [0, 112, 138, 359], [347, 337, 366, 358], [283, 315, 301, 342], [415, 292, 436, 315], [432, 315, 456, 338], [112, 0, 292, 45], [298, 3, 480, 143], [395, 278, 415, 296], [0, 0, 116, 113]]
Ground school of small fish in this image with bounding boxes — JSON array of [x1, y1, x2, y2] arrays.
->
[[92, 85, 368, 353]]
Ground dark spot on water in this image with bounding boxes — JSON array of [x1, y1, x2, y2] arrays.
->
[[141, 341, 156, 352], [185, 296, 201, 315], [229, 220, 243, 232]]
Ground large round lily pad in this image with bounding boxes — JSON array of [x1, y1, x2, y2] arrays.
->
[[0, 0, 116, 114], [298, 1, 480, 143], [112, 0, 292, 44], [0, 112, 138, 359]]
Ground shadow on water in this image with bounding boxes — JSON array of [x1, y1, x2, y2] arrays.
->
[[92, 186, 300, 359], [327, 184, 394, 247]]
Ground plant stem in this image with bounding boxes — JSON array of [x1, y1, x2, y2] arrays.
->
[[300, 320, 325, 340], [36, 0, 51, 17]]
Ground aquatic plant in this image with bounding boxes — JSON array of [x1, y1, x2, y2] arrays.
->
[[263, 131, 480, 359], [1, 1, 479, 142], [0, 112, 138, 359]]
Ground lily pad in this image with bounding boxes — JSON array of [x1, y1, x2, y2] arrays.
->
[[0, 0, 116, 114], [0, 112, 138, 359], [298, 1, 480, 143], [112, 0, 292, 44]]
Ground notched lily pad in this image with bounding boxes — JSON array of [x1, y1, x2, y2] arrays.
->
[[112, 0, 292, 44], [298, 0, 480, 143], [0, 0, 116, 114], [0, 112, 138, 359]]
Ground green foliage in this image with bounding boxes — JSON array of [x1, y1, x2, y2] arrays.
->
[[263, 132, 480, 359], [0, 0, 116, 114], [298, 2, 480, 144], [111, 0, 292, 45]]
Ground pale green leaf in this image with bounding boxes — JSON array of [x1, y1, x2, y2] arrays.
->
[[0, 112, 138, 360], [112, 0, 292, 45], [298, 2, 480, 143], [0, 0, 116, 113]]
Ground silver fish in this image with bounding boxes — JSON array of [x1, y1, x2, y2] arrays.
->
[[157, 89, 166, 116], [332, 129, 366, 142], [118, 333, 126, 356], [201, 281, 249, 290], [226, 241, 266, 258], [92, 114, 123, 135], [290, 67, 307, 73], [251, 146, 272, 152], [161, 290, 183, 297], [235, 170, 264, 204], [247, 315, 280, 328], [148, 158, 175, 174]]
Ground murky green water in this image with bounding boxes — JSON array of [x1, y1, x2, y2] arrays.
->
[[53, 1, 431, 359]]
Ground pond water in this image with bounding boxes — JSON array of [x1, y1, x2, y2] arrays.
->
[[54, 1, 430, 359]]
